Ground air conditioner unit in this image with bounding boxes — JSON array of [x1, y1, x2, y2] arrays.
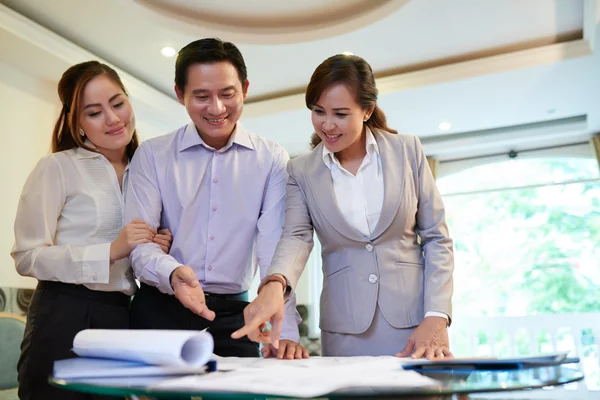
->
[[421, 114, 589, 161]]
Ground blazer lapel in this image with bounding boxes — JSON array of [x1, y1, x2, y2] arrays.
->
[[370, 131, 405, 239], [305, 144, 367, 243]]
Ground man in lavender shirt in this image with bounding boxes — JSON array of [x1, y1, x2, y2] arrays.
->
[[125, 38, 307, 358]]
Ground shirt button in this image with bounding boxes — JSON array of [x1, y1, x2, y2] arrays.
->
[[208, 265, 213, 271], [214, 152, 219, 156], [213, 178, 218, 183], [368, 274, 378, 284], [365, 243, 374, 252], [212, 206, 217, 211], [210, 235, 215, 240]]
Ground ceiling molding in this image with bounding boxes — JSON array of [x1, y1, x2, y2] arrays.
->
[[0, 3, 186, 124], [130, 0, 410, 44], [377, 40, 592, 93], [244, 40, 593, 118], [245, 30, 583, 104]]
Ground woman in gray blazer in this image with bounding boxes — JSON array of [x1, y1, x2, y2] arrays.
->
[[233, 54, 454, 359]]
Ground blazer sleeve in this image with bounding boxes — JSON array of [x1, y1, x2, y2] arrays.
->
[[266, 160, 314, 292], [413, 136, 454, 322], [254, 146, 301, 342]]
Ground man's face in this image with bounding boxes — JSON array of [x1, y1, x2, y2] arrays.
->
[[176, 61, 248, 149]]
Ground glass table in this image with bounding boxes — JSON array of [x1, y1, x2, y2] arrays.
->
[[49, 364, 584, 399]]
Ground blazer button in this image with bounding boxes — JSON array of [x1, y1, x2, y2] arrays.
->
[[365, 243, 374, 252], [368, 274, 378, 284]]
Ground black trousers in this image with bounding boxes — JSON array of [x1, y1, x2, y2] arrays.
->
[[18, 281, 129, 400], [130, 283, 259, 357]]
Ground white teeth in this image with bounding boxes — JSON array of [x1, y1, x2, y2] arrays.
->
[[326, 134, 341, 139], [207, 118, 226, 123]]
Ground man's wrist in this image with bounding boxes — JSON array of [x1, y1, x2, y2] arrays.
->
[[169, 265, 185, 289]]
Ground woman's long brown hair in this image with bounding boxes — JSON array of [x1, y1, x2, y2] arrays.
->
[[305, 54, 397, 149], [51, 61, 138, 159]]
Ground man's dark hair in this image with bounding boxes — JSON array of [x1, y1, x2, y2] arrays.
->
[[175, 38, 248, 93]]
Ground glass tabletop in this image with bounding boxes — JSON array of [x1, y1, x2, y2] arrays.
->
[[49, 365, 584, 399]]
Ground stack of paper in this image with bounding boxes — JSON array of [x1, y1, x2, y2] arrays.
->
[[54, 329, 214, 379]]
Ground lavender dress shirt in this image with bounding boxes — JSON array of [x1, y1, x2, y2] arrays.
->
[[125, 122, 300, 341]]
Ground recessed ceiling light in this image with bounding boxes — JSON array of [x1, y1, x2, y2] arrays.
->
[[161, 47, 177, 57], [438, 122, 451, 131], [342, 51, 353, 56]]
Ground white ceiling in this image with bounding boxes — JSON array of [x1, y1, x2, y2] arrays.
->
[[0, 0, 598, 158], [0, 0, 585, 98]]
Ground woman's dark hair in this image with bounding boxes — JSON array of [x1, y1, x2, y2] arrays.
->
[[51, 61, 138, 159], [305, 54, 397, 149], [175, 38, 248, 93]]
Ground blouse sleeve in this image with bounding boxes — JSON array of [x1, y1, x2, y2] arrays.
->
[[11, 155, 111, 284]]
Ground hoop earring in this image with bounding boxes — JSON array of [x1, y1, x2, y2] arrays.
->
[[79, 128, 85, 137]]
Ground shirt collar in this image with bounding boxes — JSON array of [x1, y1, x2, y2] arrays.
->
[[73, 141, 131, 171], [74, 140, 102, 159], [322, 127, 380, 170], [179, 122, 255, 152]]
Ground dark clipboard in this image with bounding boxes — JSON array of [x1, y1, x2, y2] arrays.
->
[[402, 352, 579, 372]]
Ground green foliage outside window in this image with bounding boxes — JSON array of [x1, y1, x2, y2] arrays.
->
[[438, 156, 600, 389]]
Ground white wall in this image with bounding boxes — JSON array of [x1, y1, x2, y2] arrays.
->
[[0, 60, 59, 289]]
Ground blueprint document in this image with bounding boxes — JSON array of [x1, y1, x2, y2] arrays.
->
[[72, 329, 214, 366], [53, 358, 209, 380], [152, 356, 439, 398], [211, 354, 414, 369], [54, 329, 215, 379]]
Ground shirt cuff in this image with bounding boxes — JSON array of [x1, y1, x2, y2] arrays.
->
[[279, 312, 301, 343], [82, 243, 111, 284], [425, 311, 449, 323], [156, 257, 182, 295]]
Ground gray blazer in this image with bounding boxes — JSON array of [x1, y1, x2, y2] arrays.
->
[[268, 130, 454, 334]]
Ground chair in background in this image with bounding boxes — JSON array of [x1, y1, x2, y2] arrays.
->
[[296, 304, 322, 356], [0, 312, 26, 400]]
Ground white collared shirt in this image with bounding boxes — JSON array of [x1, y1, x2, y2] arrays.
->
[[323, 128, 448, 322], [125, 122, 301, 340], [322, 128, 384, 238], [11, 146, 136, 295]]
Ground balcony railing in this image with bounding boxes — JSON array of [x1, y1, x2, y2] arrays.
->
[[449, 313, 600, 398]]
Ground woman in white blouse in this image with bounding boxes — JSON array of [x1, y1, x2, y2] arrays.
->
[[234, 55, 454, 360], [11, 61, 171, 400]]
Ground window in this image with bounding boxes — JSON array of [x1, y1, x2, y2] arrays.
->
[[438, 145, 600, 390], [437, 151, 600, 318]]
